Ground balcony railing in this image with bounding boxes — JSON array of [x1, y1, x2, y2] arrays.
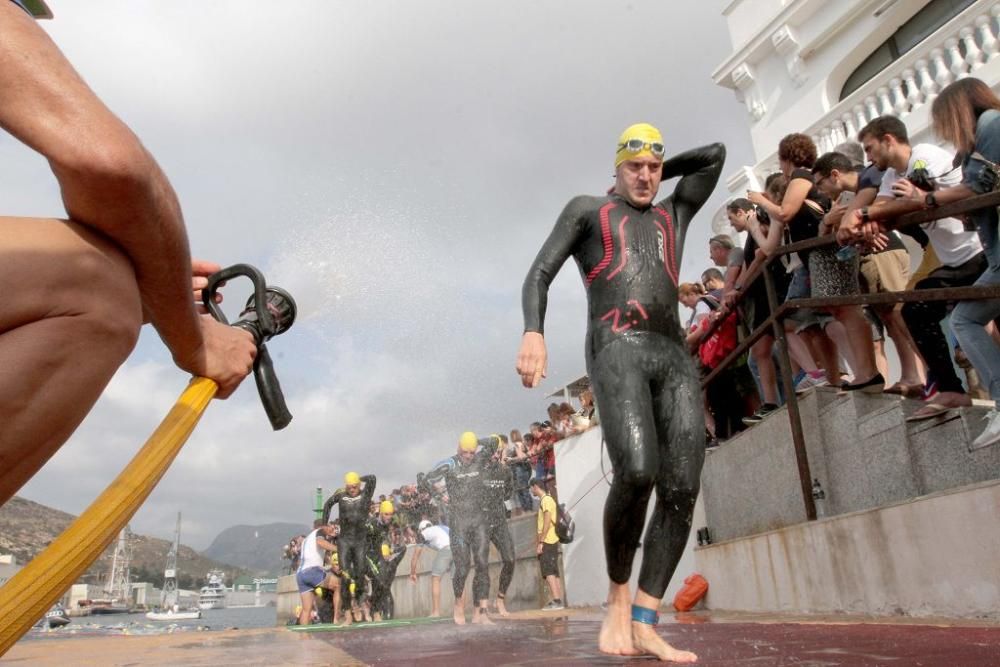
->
[[698, 191, 1000, 520], [737, 1, 1000, 184], [809, 1, 1000, 157]]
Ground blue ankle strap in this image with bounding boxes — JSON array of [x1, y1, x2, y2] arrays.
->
[[631, 604, 659, 626]]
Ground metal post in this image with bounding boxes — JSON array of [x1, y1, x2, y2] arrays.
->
[[314, 486, 324, 522], [763, 270, 817, 520]]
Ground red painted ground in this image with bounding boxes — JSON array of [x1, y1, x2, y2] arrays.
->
[[313, 611, 1000, 666]]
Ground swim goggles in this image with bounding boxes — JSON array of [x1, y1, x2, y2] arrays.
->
[[617, 138, 665, 157]]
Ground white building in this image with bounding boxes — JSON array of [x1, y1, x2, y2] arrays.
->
[[0, 554, 20, 587], [711, 0, 994, 234]]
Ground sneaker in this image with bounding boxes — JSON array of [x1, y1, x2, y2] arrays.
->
[[542, 599, 565, 611], [795, 371, 829, 395], [742, 403, 779, 426], [971, 410, 1000, 450]]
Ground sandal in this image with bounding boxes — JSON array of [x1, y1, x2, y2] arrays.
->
[[884, 382, 924, 398], [906, 402, 953, 422]]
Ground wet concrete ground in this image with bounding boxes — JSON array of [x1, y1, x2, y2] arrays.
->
[[4, 609, 999, 666]]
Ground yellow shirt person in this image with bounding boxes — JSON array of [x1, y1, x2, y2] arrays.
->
[[537, 493, 560, 545]]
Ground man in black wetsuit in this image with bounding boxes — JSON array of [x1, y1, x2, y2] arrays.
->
[[421, 431, 496, 625], [322, 471, 376, 624], [365, 500, 402, 621], [517, 123, 725, 662], [482, 435, 516, 617]]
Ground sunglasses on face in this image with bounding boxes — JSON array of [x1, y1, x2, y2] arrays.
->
[[618, 138, 665, 157]]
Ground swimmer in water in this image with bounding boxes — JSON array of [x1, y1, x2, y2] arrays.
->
[[517, 123, 725, 662]]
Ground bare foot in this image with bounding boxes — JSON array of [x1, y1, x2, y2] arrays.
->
[[453, 607, 466, 625], [599, 593, 639, 656], [373, 612, 382, 622], [472, 608, 494, 625], [342, 613, 352, 627], [632, 622, 698, 663], [495, 598, 510, 618]]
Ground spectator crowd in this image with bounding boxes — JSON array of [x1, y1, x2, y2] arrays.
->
[[681, 77, 1000, 451]]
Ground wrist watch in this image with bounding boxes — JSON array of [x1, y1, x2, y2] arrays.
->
[[924, 191, 938, 208]]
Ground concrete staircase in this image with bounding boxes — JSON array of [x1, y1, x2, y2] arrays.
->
[[697, 388, 1000, 618]]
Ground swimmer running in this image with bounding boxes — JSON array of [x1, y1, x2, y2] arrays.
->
[[323, 472, 376, 624], [517, 123, 725, 662]]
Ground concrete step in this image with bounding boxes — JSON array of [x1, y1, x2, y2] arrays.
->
[[706, 385, 1000, 543]]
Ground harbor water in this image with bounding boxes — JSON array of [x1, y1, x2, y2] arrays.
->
[[23, 606, 276, 641]]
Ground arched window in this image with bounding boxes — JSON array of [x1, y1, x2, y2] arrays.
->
[[840, 0, 977, 100]]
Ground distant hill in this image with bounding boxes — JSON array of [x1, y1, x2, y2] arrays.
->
[[0, 496, 247, 591], [202, 522, 310, 576]]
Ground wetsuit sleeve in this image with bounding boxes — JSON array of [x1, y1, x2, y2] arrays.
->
[[659, 143, 727, 230], [322, 489, 344, 524], [362, 475, 377, 503], [502, 464, 513, 501], [423, 459, 454, 486], [521, 196, 590, 334]]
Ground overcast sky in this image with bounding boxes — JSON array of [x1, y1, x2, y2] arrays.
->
[[6, 1, 754, 550]]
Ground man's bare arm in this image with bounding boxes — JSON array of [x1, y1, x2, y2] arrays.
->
[[0, 6, 253, 393]]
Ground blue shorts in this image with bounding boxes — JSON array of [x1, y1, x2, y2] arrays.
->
[[296, 566, 326, 593]]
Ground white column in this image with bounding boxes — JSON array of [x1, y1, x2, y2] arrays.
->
[[976, 14, 999, 61], [889, 78, 908, 116], [945, 38, 968, 80], [853, 105, 868, 132], [842, 113, 858, 144], [864, 95, 880, 121], [960, 27, 985, 71], [876, 86, 894, 116], [915, 59, 939, 102], [930, 48, 954, 90], [902, 69, 923, 110]]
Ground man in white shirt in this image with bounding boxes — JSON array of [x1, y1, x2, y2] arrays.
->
[[409, 518, 453, 618], [843, 116, 985, 420], [296, 521, 339, 625]]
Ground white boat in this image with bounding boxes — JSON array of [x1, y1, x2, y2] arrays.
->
[[35, 603, 71, 629], [146, 607, 201, 621], [197, 570, 227, 610]]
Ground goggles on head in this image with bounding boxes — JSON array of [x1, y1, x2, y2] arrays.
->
[[618, 138, 665, 158]]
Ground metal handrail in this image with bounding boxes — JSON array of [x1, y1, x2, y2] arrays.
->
[[697, 190, 1000, 521]]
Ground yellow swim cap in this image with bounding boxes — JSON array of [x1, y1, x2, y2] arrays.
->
[[344, 471, 361, 486], [615, 123, 664, 168], [381, 543, 391, 558], [459, 431, 478, 452], [331, 552, 339, 565], [379, 500, 395, 514]]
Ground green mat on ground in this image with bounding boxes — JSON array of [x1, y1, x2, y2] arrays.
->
[[288, 615, 453, 633]]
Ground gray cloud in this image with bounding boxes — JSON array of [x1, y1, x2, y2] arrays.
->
[[11, 0, 754, 549]]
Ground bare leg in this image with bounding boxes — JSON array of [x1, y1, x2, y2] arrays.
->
[[631, 590, 698, 663], [599, 582, 640, 656], [545, 574, 562, 602], [0, 218, 142, 506], [472, 603, 494, 625], [830, 306, 877, 380], [298, 591, 314, 626], [880, 306, 925, 385], [430, 576, 441, 617], [750, 337, 778, 404], [453, 593, 466, 625]]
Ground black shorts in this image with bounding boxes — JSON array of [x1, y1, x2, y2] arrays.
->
[[538, 542, 560, 578]]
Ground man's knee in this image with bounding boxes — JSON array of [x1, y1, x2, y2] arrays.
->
[[72, 232, 143, 359], [616, 461, 657, 490]]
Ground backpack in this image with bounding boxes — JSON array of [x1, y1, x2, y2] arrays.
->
[[696, 295, 739, 370], [553, 499, 575, 544]]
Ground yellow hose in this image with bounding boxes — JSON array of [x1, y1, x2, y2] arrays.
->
[[0, 376, 217, 655]]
